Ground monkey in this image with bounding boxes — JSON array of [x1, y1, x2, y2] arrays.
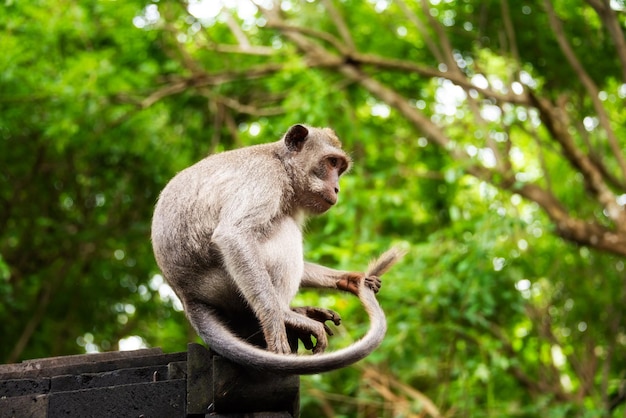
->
[[151, 124, 405, 374]]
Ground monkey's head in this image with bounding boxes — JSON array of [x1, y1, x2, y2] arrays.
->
[[281, 124, 352, 215]]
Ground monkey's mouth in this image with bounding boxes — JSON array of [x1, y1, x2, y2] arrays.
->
[[321, 192, 338, 206], [308, 193, 336, 213], [309, 195, 336, 213]]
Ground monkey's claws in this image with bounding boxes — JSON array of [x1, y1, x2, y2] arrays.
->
[[290, 306, 341, 352], [292, 306, 341, 335], [364, 275, 382, 293]]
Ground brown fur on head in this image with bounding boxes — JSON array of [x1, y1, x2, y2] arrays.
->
[[280, 124, 351, 215]]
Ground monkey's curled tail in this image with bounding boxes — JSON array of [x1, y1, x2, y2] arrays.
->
[[366, 246, 407, 278], [192, 246, 406, 375]]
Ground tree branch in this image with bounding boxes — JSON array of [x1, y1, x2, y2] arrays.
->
[[585, 0, 626, 82], [207, 43, 276, 56], [418, 0, 455, 69], [6, 265, 67, 363], [544, 0, 626, 182], [321, 0, 355, 50], [256, 2, 626, 257], [396, 0, 444, 63], [528, 92, 626, 232], [513, 182, 626, 256], [265, 21, 349, 55], [138, 64, 286, 108], [500, 0, 521, 63], [485, 320, 570, 401], [223, 8, 251, 48], [212, 93, 284, 116], [362, 367, 443, 417], [265, 16, 530, 105]]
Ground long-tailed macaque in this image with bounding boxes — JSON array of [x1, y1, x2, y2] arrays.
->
[[151, 124, 404, 374]]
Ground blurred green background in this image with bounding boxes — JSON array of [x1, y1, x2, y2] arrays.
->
[[2, 0, 626, 416]]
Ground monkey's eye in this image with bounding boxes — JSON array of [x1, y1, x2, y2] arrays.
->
[[328, 157, 339, 168]]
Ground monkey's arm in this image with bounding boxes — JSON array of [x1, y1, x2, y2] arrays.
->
[[295, 264, 372, 351], [301, 262, 381, 295], [302, 247, 406, 295]]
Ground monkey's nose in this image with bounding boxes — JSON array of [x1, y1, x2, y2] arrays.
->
[[334, 187, 339, 194]]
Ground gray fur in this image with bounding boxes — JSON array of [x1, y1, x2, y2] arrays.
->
[[151, 124, 401, 374], [366, 246, 407, 278]]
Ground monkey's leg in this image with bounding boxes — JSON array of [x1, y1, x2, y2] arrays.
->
[[212, 226, 294, 354]]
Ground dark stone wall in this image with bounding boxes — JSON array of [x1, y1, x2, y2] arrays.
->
[[0, 344, 299, 418]]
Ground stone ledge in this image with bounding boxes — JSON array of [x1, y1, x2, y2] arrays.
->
[[0, 344, 300, 418]]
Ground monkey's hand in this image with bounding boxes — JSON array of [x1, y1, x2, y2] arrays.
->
[[290, 307, 342, 352], [336, 272, 382, 295], [292, 306, 341, 335]]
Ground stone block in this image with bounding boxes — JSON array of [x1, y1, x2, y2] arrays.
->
[[47, 379, 185, 418]]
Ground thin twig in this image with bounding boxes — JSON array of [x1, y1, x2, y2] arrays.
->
[[544, 0, 626, 182], [500, 0, 520, 63], [265, 21, 349, 54], [223, 9, 251, 48], [140, 63, 286, 108], [584, 0, 626, 82], [396, 0, 444, 63], [321, 0, 355, 50], [418, 0, 455, 68]]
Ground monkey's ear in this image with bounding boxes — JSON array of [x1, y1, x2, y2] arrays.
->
[[284, 124, 309, 152]]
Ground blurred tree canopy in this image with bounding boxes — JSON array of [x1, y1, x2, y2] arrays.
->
[[2, 0, 626, 416]]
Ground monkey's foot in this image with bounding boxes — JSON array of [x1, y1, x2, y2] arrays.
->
[[290, 306, 341, 353]]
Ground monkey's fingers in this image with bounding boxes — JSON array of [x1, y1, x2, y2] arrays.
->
[[285, 316, 329, 353], [307, 307, 342, 326], [286, 325, 316, 351], [312, 340, 325, 354], [292, 306, 341, 335], [299, 333, 316, 351], [363, 275, 382, 294]]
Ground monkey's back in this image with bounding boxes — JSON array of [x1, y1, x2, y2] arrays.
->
[[150, 142, 293, 295]]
